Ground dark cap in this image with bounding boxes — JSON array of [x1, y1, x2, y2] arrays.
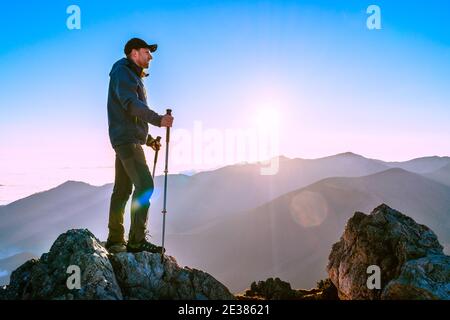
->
[[124, 38, 158, 55]]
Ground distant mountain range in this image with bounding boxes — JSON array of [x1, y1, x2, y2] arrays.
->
[[425, 163, 450, 187], [170, 168, 450, 292], [1, 152, 449, 290]]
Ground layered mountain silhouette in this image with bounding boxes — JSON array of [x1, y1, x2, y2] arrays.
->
[[425, 163, 450, 187], [0, 152, 393, 251], [168, 168, 450, 292], [1, 152, 449, 290], [383, 155, 450, 174]]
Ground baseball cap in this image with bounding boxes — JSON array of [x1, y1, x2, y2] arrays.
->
[[124, 38, 158, 55]]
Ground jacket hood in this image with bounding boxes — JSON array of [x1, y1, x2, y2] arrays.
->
[[109, 58, 146, 78], [109, 58, 128, 77]]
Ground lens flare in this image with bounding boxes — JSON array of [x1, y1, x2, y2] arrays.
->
[[289, 191, 328, 227]]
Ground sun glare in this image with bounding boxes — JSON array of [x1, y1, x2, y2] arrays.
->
[[255, 107, 281, 129]]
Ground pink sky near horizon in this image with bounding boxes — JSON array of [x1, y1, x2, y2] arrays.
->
[[1, 123, 449, 206]]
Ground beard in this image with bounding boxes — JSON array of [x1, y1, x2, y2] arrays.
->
[[138, 59, 150, 69]]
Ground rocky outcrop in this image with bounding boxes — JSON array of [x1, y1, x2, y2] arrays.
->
[[3, 229, 122, 300], [238, 277, 338, 300], [0, 229, 234, 300], [382, 254, 450, 299], [241, 277, 297, 300], [327, 204, 450, 300], [110, 252, 234, 300]]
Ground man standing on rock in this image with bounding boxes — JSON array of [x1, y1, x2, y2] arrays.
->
[[106, 38, 174, 254]]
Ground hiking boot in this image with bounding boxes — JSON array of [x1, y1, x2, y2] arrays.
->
[[127, 239, 165, 254], [105, 240, 127, 254]]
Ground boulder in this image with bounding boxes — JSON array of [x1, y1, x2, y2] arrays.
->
[[382, 254, 450, 300], [327, 204, 449, 300], [238, 277, 338, 300], [4, 229, 122, 300], [2, 229, 234, 300], [110, 252, 234, 300]]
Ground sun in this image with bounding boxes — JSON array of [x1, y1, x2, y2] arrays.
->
[[254, 106, 281, 129]]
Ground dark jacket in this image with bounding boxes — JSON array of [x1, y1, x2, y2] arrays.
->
[[107, 58, 162, 147]]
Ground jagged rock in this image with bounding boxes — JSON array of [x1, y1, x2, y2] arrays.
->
[[243, 277, 297, 300], [382, 254, 450, 300], [327, 204, 449, 300], [2, 229, 234, 300], [110, 253, 234, 300], [315, 278, 339, 300], [238, 277, 338, 300], [4, 229, 122, 300]]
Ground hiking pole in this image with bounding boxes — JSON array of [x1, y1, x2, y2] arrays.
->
[[161, 109, 172, 262]]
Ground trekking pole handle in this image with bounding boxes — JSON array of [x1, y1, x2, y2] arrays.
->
[[165, 109, 172, 143], [146, 135, 162, 148]]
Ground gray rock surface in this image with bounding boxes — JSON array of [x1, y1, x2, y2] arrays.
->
[[110, 252, 234, 300], [239, 277, 338, 300], [382, 254, 450, 300], [1, 229, 234, 300], [3, 229, 122, 300], [327, 204, 449, 300]]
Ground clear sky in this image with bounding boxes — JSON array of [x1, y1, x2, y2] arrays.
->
[[0, 1, 449, 204]]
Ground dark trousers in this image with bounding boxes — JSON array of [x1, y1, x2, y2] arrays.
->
[[108, 143, 154, 244]]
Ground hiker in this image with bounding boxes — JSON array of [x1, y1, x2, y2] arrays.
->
[[106, 38, 174, 254]]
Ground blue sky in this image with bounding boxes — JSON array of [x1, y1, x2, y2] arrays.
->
[[0, 0, 449, 203]]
